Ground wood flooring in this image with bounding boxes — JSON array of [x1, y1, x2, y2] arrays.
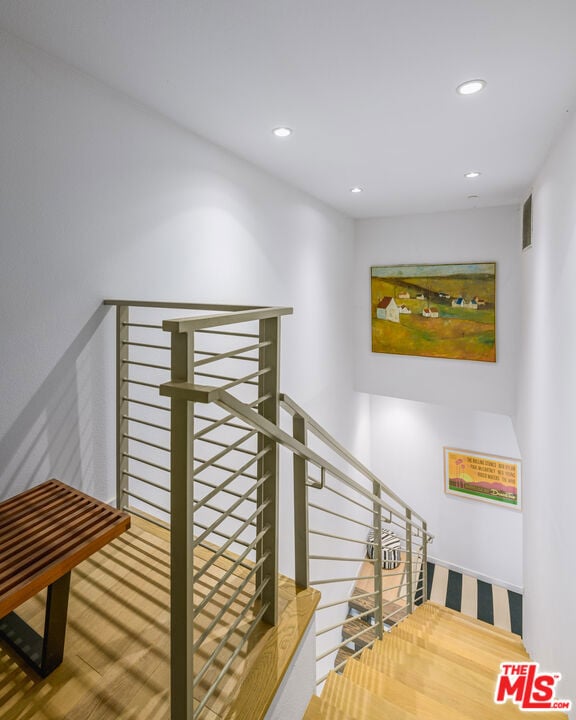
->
[[0, 517, 318, 720]]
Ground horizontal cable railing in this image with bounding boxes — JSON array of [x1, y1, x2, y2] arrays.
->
[[279, 393, 431, 682], [161, 303, 290, 720], [160, 381, 433, 691], [106, 301, 293, 719], [108, 300, 432, 718]]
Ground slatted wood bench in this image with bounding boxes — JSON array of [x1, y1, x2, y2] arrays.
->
[[0, 478, 130, 676]]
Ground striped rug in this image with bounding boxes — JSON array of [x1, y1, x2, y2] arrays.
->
[[426, 562, 523, 637]]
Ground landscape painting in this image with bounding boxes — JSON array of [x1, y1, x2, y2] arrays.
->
[[444, 448, 521, 510], [371, 262, 496, 362]]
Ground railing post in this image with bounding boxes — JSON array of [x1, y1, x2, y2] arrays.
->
[[293, 414, 309, 589], [406, 508, 413, 614], [422, 521, 428, 603], [257, 317, 280, 625], [169, 328, 195, 720], [373, 484, 383, 638], [116, 304, 129, 511]]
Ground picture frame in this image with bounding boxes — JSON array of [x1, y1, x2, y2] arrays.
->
[[371, 262, 496, 362], [444, 447, 522, 510]]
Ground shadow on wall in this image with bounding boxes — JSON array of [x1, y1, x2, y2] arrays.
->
[[0, 305, 111, 501]]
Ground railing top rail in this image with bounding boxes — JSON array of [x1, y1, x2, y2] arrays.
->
[[160, 381, 432, 539], [161, 306, 293, 333], [280, 393, 426, 525], [103, 299, 288, 312]]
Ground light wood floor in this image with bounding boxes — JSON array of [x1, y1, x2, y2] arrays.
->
[[0, 517, 318, 720]]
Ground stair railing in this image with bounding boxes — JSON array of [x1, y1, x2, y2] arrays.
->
[[279, 393, 432, 683], [160, 305, 292, 720], [164, 382, 433, 689], [106, 300, 292, 720], [107, 300, 432, 717]]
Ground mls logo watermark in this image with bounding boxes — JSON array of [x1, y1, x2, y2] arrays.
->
[[495, 662, 571, 712]]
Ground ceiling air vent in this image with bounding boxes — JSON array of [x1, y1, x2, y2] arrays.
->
[[522, 194, 532, 250]]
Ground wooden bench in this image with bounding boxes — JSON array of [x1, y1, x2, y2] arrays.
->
[[0, 478, 130, 676]]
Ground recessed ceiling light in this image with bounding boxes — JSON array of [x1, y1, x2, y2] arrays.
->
[[457, 79, 486, 96], [468, 195, 479, 199], [464, 171, 481, 179], [272, 127, 292, 138], [350, 187, 363, 194]]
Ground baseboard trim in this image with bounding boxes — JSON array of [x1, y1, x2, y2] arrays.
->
[[428, 555, 523, 595]]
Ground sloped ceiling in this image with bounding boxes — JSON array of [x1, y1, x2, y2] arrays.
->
[[1, 0, 576, 217]]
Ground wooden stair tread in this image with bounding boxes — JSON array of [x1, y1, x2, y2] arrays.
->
[[334, 645, 355, 672], [348, 589, 375, 616], [391, 625, 518, 676], [348, 591, 407, 624], [305, 601, 569, 720], [362, 646, 568, 719], [343, 658, 477, 720], [341, 616, 376, 648], [399, 613, 529, 654], [303, 695, 356, 720], [361, 647, 524, 719], [404, 616, 527, 660], [421, 601, 525, 645], [372, 634, 498, 696], [322, 672, 418, 720], [409, 609, 526, 653]]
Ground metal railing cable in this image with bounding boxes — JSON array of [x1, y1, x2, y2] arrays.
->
[[107, 300, 432, 718], [161, 381, 433, 689]]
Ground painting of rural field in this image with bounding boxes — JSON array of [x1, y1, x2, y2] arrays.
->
[[371, 262, 496, 362]]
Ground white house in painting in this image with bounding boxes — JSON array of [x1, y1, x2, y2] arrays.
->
[[399, 304, 411, 314], [422, 306, 439, 318], [452, 297, 478, 309], [416, 293, 426, 300], [398, 291, 410, 299], [376, 297, 400, 323]]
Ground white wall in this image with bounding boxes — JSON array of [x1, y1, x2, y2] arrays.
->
[[354, 207, 521, 416], [370, 395, 522, 589], [515, 111, 576, 714], [264, 618, 316, 720], [354, 207, 524, 589], [0, 29, 369, 578]]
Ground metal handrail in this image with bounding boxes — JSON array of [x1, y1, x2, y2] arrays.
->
[[161, 306, 293, 332], [161, 382, 433, 539], [161, 376, 433, 691], [104, 299, 272, 311], [280, 393, 429, 527]]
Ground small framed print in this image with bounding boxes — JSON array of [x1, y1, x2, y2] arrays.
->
[[444, 447, 521, 510]]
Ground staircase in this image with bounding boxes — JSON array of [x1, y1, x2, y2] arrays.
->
[[305, 601, 569, 720]]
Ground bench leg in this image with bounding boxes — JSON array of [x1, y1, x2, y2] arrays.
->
[[0, 571, 71, 677]]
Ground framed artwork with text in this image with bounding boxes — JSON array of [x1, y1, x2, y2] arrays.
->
[[444, 447, 521, 510]]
